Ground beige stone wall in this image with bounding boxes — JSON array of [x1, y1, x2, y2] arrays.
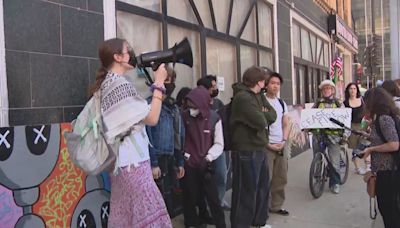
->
[[314, 0, 352, 28]]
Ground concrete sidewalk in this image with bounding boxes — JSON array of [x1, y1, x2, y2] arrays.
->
[[172, 150, 385, 228]]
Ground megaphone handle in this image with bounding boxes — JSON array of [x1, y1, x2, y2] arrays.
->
[[151, 62, 160, 71], [143, 68, 154, 86]]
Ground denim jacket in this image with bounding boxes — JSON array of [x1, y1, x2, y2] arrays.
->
[[146, 97, 185, 167]]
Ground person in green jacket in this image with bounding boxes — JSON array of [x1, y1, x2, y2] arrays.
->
[[230, 66, 277, 228]]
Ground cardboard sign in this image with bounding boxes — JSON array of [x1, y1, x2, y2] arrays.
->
[[301, 108, 352, 129]]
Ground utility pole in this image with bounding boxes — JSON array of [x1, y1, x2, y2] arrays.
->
[[371, 0, 377, 87], [381, 0, 385, 80], [364, 0, 370, 88]]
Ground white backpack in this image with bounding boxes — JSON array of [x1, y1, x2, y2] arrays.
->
[[64, 91, 116, 175]]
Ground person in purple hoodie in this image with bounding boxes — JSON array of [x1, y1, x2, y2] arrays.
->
[[181, 86, 226, 228]]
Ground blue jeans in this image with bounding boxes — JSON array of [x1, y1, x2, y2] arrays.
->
[[213, 152, 228, 202]]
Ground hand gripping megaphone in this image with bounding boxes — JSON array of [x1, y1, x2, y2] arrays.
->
[[129, 37, 193, 85]]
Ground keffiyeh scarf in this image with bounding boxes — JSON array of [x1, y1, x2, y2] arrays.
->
[[100, 71, 150, 144]]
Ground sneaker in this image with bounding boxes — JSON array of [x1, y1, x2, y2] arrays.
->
[[356, 167, 367, 175], [260, 225, 272, 228], [221, 200, 231, 211], [330, 184, 340, 194], [270, 209, 289, 216]]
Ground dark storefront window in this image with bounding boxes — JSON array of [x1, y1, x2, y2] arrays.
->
[[293, 21, 329, 105]]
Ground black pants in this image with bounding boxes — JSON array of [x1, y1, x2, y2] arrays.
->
[[155, 155, 176, 217], [182, 165, 226, 228], [376, 171, 400, 228], [230, 150, 270, 228]]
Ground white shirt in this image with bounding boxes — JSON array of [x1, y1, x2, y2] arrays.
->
[[266, 96, 288, 144], [205, 120, 224, 162], [118, 127, 150, 168]]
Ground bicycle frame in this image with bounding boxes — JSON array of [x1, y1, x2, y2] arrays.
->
[[313, 133, 336, 171]]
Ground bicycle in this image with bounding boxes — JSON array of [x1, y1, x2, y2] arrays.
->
[[308, 118, 367, 198], [308, 132, 349, 198]]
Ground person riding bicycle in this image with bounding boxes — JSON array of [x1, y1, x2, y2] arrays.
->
[[312, 79, 344, 194]]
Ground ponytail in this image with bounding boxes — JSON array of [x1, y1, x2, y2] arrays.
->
[[89, 38, 126, 97], [89, 67, 108, 97]]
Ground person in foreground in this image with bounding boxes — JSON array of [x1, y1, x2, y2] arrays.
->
[[361, 88, 400, 228], [312, 80, 343, 194], [230, 66, 277, 227], [264, 72, 290, 216], [181, 86, 226, 228], [91, 38, 172, 227], [343, 82, 370, 175], [146, 66, 185, 216]]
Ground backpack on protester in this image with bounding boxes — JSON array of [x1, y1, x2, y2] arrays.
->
[[217, 102, 232, 151], [64, 91, 117, 176], [207, 110, 221, 174]]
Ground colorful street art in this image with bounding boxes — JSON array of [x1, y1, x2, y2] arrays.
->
[[0, 185, 22, 228], [0, 124, 110, 228]]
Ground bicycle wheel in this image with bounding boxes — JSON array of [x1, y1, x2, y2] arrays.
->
[[309, 152, 326, 198], [339, 147, 349, 185]]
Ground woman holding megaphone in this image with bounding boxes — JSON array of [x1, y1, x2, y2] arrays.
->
[[90, 38, 172, 227]]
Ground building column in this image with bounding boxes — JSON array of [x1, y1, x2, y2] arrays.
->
[[0, 0, 9, 127], [104, 0, 116, 39], [390, 0, 400, 79]]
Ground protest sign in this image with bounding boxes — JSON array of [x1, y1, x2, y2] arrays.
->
[[301, 108, 352, 129]]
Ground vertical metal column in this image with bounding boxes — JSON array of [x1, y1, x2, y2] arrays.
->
[[390, 0, 400, 79], [0, 0, 9, 127], [381, 0, 385, 80], [371, 0, 376, 86]]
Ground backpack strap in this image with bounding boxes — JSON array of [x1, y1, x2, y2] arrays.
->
[[278, 98, 285, 115]]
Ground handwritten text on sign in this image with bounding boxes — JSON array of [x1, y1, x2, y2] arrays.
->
[[300, 108, 352, 129]]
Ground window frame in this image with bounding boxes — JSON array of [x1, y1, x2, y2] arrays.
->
[[116, 0, 275, 82]]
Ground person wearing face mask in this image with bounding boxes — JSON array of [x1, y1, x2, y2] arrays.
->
[[230, 66, 277, 227], [197, 75, 225, 111], [312, 80, 344, 194], [181, 86, 226, 228], [145, 66, 185, 217], [197, 75, 230, 211], [90, 38, 171, 227]]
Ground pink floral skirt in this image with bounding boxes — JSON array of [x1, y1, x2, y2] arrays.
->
[[108, 160, 172, 228]]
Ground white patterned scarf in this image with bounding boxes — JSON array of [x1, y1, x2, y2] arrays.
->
[[100, 71, 150, 144]]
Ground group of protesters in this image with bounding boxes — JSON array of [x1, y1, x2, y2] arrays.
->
[[92, 38, 399, 228]]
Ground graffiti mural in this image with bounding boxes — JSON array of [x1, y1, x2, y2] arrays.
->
[[0, 124, 110, 228], [285, 105, 311, 158], [0, 185, 22, 228]]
